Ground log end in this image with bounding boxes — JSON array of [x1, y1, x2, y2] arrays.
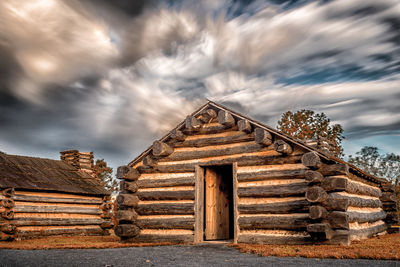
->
[[306, 186, 328, 203], [301, 152, 322, 169]]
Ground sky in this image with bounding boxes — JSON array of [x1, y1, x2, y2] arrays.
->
[[0, 0, 399, 170]]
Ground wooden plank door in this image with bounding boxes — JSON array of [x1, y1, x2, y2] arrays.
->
[[205, 167, 230, 240]]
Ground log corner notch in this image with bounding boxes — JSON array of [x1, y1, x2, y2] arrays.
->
[[379, 182, 399, 233], [254, 128, 273, 146], [238, 119, 252, 133], [116, 165, 140, 181], [185, 115, 202, 131], [218, 110, 235, 127], [0, 188, 16, 240], [301, 152, 321, 169], [199, 108, 217, 123], [100, 198, 113, 231], [152, 141, 173, 157], [273, 140, 293, 155]]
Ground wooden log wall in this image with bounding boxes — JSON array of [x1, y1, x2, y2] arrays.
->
[[116, 108, 316, 244], [302, 152, 387, 244], [0, 189, 112, 240], [379, 182, 399, 233], [115, 107, 390, 245], [1, 188, 16, 240]]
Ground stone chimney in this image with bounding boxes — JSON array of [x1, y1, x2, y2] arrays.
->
[[60, 150, 95, 175]]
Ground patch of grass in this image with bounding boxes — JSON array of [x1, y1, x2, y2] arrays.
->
[[229, 233, 400, 260], [0, 235, 175, 250]]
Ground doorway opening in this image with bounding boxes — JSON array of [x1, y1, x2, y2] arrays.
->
[[203, 165, 234, 241]]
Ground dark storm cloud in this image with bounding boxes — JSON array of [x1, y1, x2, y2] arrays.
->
[[0, 0, 399, 167]]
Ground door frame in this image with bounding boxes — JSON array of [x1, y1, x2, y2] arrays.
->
[[194, 163, 238, 243]]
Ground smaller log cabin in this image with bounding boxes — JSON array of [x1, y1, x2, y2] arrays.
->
[[0, 150, 112, 240], [115, 101, 398, 245]]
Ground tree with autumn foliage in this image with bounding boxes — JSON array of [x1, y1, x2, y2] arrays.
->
[[93, 159, 119, 194], [277, 109, 344, 156]]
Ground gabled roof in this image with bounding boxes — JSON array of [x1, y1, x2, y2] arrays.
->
[[0, 152, 109, 196], [129, 100, 387, 185]]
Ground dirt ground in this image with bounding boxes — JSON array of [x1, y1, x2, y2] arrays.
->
[[0, 233, 399, 260]]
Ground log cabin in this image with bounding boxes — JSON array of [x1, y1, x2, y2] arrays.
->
[[0, 150, 112, 240], [115, 101, 398, 245]]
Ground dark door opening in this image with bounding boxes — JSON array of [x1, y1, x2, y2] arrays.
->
[[204, 165, 234, 241]]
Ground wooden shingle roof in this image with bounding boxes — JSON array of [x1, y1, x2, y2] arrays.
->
[[0, 152, 109, 196]]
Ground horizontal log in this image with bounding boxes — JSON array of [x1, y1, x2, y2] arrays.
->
[[183, 123, 235, 135], [17, 227, 104, 237], [13, 195, 103, 204], [0, 199, 14, 208], [115, 224, 140, 238], [380, 192, 396, 202], [136, 202, 194, 215], [137, 176, 195, 188], [14, 205, 102, 215], [138, 153, 303, 173], [13, 218, 105, 226], [301, 152, 321, 169], [1, 210, 14, 219], [199, 109, 217, 123], [324, 197, 349, 211], [238, 119, 252, 133], [173, 131, 254, 148], [117, 166, 131, 179], [117, 209, 138, 223], [120, 181, 138, 193], [237, 232, 311, 244], [329, 192, 382, 208], [306, 186, 328, 203], [238, 183, 308, 198], [238, 214, 309, 230], [237, 165, 306, 182], [323, 177, 381, 197], [0, 232, 14, 241], [329, 211, 386, 229], [274, 140, 293, 155], [218, 110, 235, 127], [238, 199, 310, 214], [170, 129, 185, 142], [137, 189, 194, 201], [160, 142, 265, 162], [185, 116, 202, 131], [142, 156, 157, 167], [318, 163, 349, 176], [124, 168, 141, 181], [137, 216, 194, 229], [254, 128, 273, 146], [307, 223, 334, 240], [309, 206, 328, 219], [304, 171, 324, 183], [117, 194, 139, 207], [2, 188, 14, 197], [127, 232, 194, 243], [0, 223, 16, 234], [153, 141, 173, 157], [350, 222, 387, 240]]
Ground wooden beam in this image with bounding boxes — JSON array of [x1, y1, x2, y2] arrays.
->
[[153, 141, 173, 157], [13, 206, 101, 215], [238, 120, 252, 133], [274, 140, 293, 154], [13, 195, 102, 204], [304, 171, 324, 184], [309, 205, 328, 219], [238, 214, 309, 230], [305, 186, 328, 203], [307, 223, 334, 240], [136, 202, 194, 215], [137, 216, 194, 230], [199, 109, 217, 123], [117, 194, 139, 207], [237, 232, 310, 244], [115, 224, 140, 238], [124, 168, 141, 181], [301, 152, 321, 169], [143, 156, 157, 167], [329, 210, 387, 229], [116, 166, 130, 179], [322, 177, 382, 197], [13, 218, 104, 226], [137, 176, 195, 188], [173, 132, 254, 148], [238, 199, 310, 214], [120, 181, 138, 193], [194, 166, 204, 243], [117, 209, 138, 223], [218, 110, 235, 127], [137, 189, 195, 201], [238, 183, 308, 198], [185, 116, 202, 131], [170, 129, 185, 142], [254, 128, 272, 146]]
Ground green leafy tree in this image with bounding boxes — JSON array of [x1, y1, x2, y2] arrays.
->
[[277, 109, 344, 156], [348, 146, 400, 185], [94, 159, 119, 194]]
